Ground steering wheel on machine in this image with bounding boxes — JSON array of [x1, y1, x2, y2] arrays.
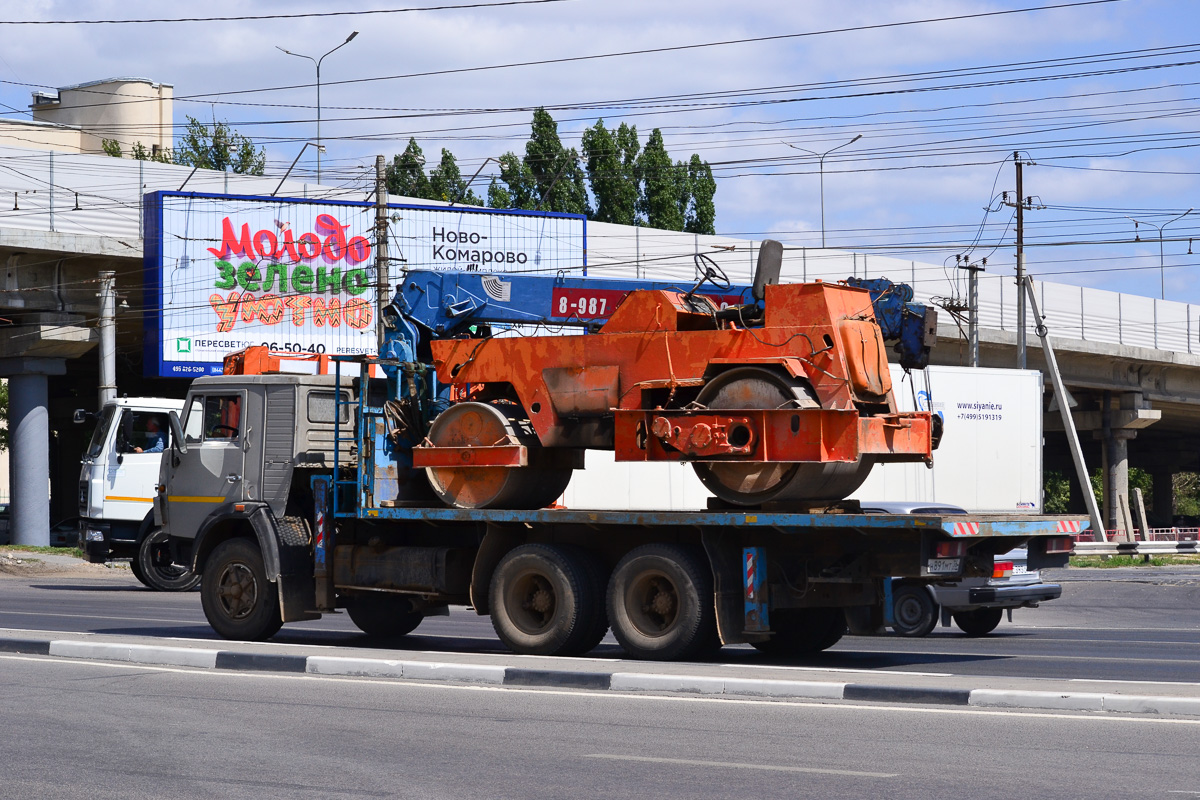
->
[[692, 252, 731, 291]]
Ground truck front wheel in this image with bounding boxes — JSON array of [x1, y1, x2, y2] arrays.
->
[[201, 538, 283, 641], [137, 528, 201, 592]]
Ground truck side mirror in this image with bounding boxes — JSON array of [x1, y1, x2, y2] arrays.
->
[[168, 411, 188, 455], [73, 409, 93, 424]]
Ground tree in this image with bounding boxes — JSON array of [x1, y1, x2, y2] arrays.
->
[[100, 138, 171, 164], [637, 128, 687, 231], [429, 149, 483, 206], [491, 108, 590, 215], [386, 138, 432, 200], [173, 116, 265, 175], [686, 154, 717, 235], [581, 120, 640, 225]]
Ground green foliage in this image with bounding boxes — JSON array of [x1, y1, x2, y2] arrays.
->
[[519, 108, 590, 215], [173, 116, 265, 175], [100, 138, 172, 163], [1070, 554, 1200, 568], [637, 129, 687, 231], [386, 138, 432, 199], [396, 109, 718, 231], [1044, 466, 1198, 521], [130, 141, 172, 164], [430, 149, 483, 206], [581, 119, 640, 225], [686, 154, 717, 235]]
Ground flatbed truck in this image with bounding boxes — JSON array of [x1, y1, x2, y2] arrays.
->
[[158, 369, 1079, 660]]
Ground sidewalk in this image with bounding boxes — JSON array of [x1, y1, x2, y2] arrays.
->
[[3, 625, 1199, 717]]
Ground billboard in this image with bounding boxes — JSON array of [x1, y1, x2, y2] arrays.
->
[[143, 191, 587, 377]]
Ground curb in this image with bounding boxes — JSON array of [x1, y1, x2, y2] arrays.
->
[[7, 636, 1200, 717]]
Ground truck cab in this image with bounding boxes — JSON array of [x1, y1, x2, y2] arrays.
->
[[78, 397, 196, 590]]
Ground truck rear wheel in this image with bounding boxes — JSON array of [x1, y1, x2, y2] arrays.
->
[[606, 544, 717, 661], [953, 607, 1003, 636], [346, 596, 425, 638], [750, 608, 846, 656], [201, 538, 283, 641], [891, 584, 938, 637], [489, 543, 600, 656], [137, 528, 201, 592]]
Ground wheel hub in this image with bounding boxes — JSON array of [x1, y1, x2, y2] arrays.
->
[[216, 563, 257, 620]]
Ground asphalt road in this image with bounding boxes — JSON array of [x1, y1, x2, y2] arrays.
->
[[1, 563, 1199, 682], [2, 654, 1199, 799]]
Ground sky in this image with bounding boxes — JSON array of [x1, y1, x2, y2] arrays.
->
[[2, 0, 1200, 302]]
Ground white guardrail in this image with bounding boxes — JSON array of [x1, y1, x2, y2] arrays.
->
[[1073, 528, 1200, 556]]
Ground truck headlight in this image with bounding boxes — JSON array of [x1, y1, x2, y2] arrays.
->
[[85, 528, 105, 542]]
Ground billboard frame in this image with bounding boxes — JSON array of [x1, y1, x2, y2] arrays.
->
[[143, 190, 587, 378]]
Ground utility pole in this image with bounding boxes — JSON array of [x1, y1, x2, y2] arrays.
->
[[1014, 152, 1026, 369], [98, 271, 116, 407], [374, 155, 389, 357], [1003, 152, 1038, 369], [959, 258, 985, 367]]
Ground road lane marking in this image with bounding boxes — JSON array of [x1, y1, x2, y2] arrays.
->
[[583, 753, 898, 778]]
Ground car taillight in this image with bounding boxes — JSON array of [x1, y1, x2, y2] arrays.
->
[[993, 561, 1014, 579], [935, 540, 967, 558]]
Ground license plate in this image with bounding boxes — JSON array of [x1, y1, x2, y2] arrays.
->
[[1012, 564, 1028, 575], [927, 558, 962, 574]]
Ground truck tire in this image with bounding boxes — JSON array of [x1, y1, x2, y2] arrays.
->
[[489, 543, 600, 656], [565, 545, 610, 655], [891, 584, 938, 637], [201, 538, 283, 641], [750, 608, 846, 656], [952, 607, 1004, 636], [606, 543, 718, 661], [136, 528, 201, 592], [346, 596, 424, 638], [128, 553, 150, 588]]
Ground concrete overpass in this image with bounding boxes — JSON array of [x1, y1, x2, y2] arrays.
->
[[2, 144, 1198, 542]]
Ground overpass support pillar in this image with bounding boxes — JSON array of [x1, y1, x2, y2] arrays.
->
[[0, 358, 66, 547], [1101, 429, 1137, 533]]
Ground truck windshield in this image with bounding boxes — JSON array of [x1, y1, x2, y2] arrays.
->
[[86, 405, 118, 459]]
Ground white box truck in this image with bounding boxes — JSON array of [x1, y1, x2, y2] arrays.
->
[[560, 365, 1044, 513], [78, 397, 198, 590]]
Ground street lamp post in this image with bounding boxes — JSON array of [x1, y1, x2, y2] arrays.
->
[[1126, 208, 1193, 300], [276, 31, 359, 185], [785, 134, 862, 248]]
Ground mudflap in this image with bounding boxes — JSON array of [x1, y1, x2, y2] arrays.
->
[[275, 516, 319, 623]]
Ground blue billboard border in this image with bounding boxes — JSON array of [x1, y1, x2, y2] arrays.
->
[[142, 190, 588, 378]]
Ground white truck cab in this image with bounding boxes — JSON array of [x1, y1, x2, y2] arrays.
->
[[78, 397, 198, 590]]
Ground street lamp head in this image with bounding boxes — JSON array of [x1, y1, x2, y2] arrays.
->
[[346, 31, 359, 43], [849, 134, 863, 144]]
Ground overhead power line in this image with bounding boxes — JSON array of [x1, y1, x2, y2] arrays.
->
[[0, 0, 572, 25]]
